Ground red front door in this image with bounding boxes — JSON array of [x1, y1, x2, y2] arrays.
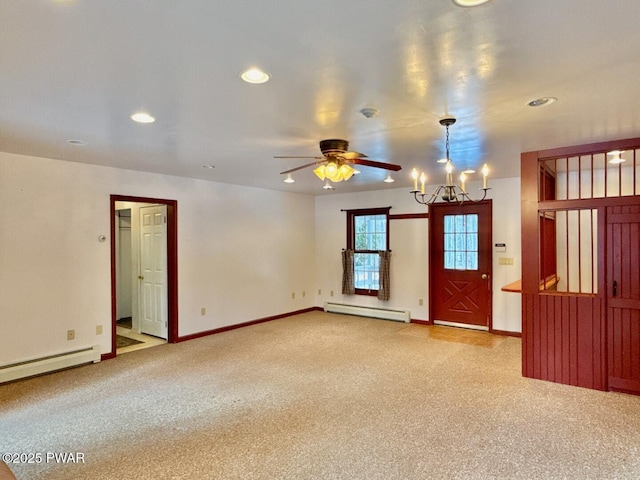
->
[[429, 201, 492, 329], [607, 205, 640, 394]]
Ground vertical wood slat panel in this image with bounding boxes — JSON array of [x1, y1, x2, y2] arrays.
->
[[524, 294, 605, 390], [522, 294, 532, 376], [569, 296, 578, 386], [532, 292, 542, 378], [623, 309, 630, 379], [554, 295, 563, 382], [540, 295, 548, 379], [562, 295, 571, 384], [632, 309, 640, 381], [577, 296, 594, 388]]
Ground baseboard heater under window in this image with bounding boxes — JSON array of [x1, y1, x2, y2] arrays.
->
[[324, 302, 410, 323], [0, 345, 101, 384]]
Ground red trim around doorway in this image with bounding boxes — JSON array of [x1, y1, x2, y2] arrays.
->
[[109, 195, 179, 359]]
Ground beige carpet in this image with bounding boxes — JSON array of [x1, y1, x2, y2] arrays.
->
[[1, 311, 640, 479]]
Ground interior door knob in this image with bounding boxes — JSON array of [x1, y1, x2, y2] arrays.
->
[[138, 275, 144, 280], [482, 274, 489, 279]]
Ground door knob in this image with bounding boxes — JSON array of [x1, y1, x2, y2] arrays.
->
[[138, 275, 144, 280], [481, 274, 489, 280]]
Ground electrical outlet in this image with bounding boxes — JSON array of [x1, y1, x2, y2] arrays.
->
[[499, 257, 514, 266], [330, 290, 334, 297], [96, 325, 103, 335], [67, 330, 75, 341], [302, 291, 306, 298], [201, 307, 206, 316], [291, 292, 295, 299], [419, 298, 424, 306]]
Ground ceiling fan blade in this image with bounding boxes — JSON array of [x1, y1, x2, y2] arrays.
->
[[280, 160, 326, 175], [274, 155, 324, 159], [350, 158, 402, 171], [340, 151, 367, 160]]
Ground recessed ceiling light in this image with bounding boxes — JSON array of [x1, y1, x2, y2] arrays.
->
[[527, 97, 558, 108], [384, 174, 395, 183], [322, 181, 334, 190], [66, 139, 87, 146], [437, 158, 448, 164], [130, 112, 156, 123], [240, 68, 270, 84], [202, 164, 215, 169], [451, 0, 491, 7], [284, 174, 295, 183], [462, 169, 476, 174]]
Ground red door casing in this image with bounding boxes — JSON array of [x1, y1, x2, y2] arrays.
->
[[429, 201, 492, 329]]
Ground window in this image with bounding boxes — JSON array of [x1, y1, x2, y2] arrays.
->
[[346, 208, 390, 295], [443, 213, 478, 270], [539, 209, 597, 294]]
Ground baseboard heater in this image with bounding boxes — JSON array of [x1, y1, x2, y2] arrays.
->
[[0, 345, 101, 384], [324, 302, 410, 323]]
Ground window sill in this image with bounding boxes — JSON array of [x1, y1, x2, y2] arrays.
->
[[355, 289, 379, 297]]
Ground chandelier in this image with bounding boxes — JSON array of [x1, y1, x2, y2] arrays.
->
[[410, 116, 490, 205]]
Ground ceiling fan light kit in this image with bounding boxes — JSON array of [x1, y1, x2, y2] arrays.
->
[[277, 138, 402, 187], [313, 161, 355, 182], [410, 116, 490, 205]]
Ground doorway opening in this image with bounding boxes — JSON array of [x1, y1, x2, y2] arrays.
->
[[110, 195, 178, 358], [429, 200, 493, 331]]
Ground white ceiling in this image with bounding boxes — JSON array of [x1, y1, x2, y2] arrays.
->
[[2, 0, 640, 195]]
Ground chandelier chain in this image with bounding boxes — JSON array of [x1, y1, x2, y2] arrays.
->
[[445, 125, 450, 161]]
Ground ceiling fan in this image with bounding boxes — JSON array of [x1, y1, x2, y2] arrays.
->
[[275, 139, 402, 183]]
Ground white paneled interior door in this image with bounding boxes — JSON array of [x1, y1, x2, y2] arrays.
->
[[139, 205, 168, 339]]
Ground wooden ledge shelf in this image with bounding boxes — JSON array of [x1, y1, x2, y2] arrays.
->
[[501, 274, 559, 293], [501, 279, 522, 293]]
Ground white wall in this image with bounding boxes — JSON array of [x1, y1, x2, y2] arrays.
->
[[0, 152, 316, 364], [489, 177, 522, 333], [0, 151, 522, 368], [314, 187, 430, 320], [314, 176, 522, 333]]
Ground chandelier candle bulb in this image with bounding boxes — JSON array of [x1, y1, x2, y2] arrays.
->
[[482, 164, 489, 189], [445, 161, 454, 186], [411, 168, 419, 191], [460, 172, 466, 192], [420, 172, 426, 194]]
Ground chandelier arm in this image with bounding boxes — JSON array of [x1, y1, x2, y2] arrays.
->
[[413, 184, 446, 205], [458, 186, 491, 202]]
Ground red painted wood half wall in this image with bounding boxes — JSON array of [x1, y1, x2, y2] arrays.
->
[[521, 137, 640, 393]]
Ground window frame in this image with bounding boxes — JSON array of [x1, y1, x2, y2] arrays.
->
[[346, 207, 391, 296]]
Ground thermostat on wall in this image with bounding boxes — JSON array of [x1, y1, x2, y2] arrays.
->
[[495, 243, 506, 252]]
